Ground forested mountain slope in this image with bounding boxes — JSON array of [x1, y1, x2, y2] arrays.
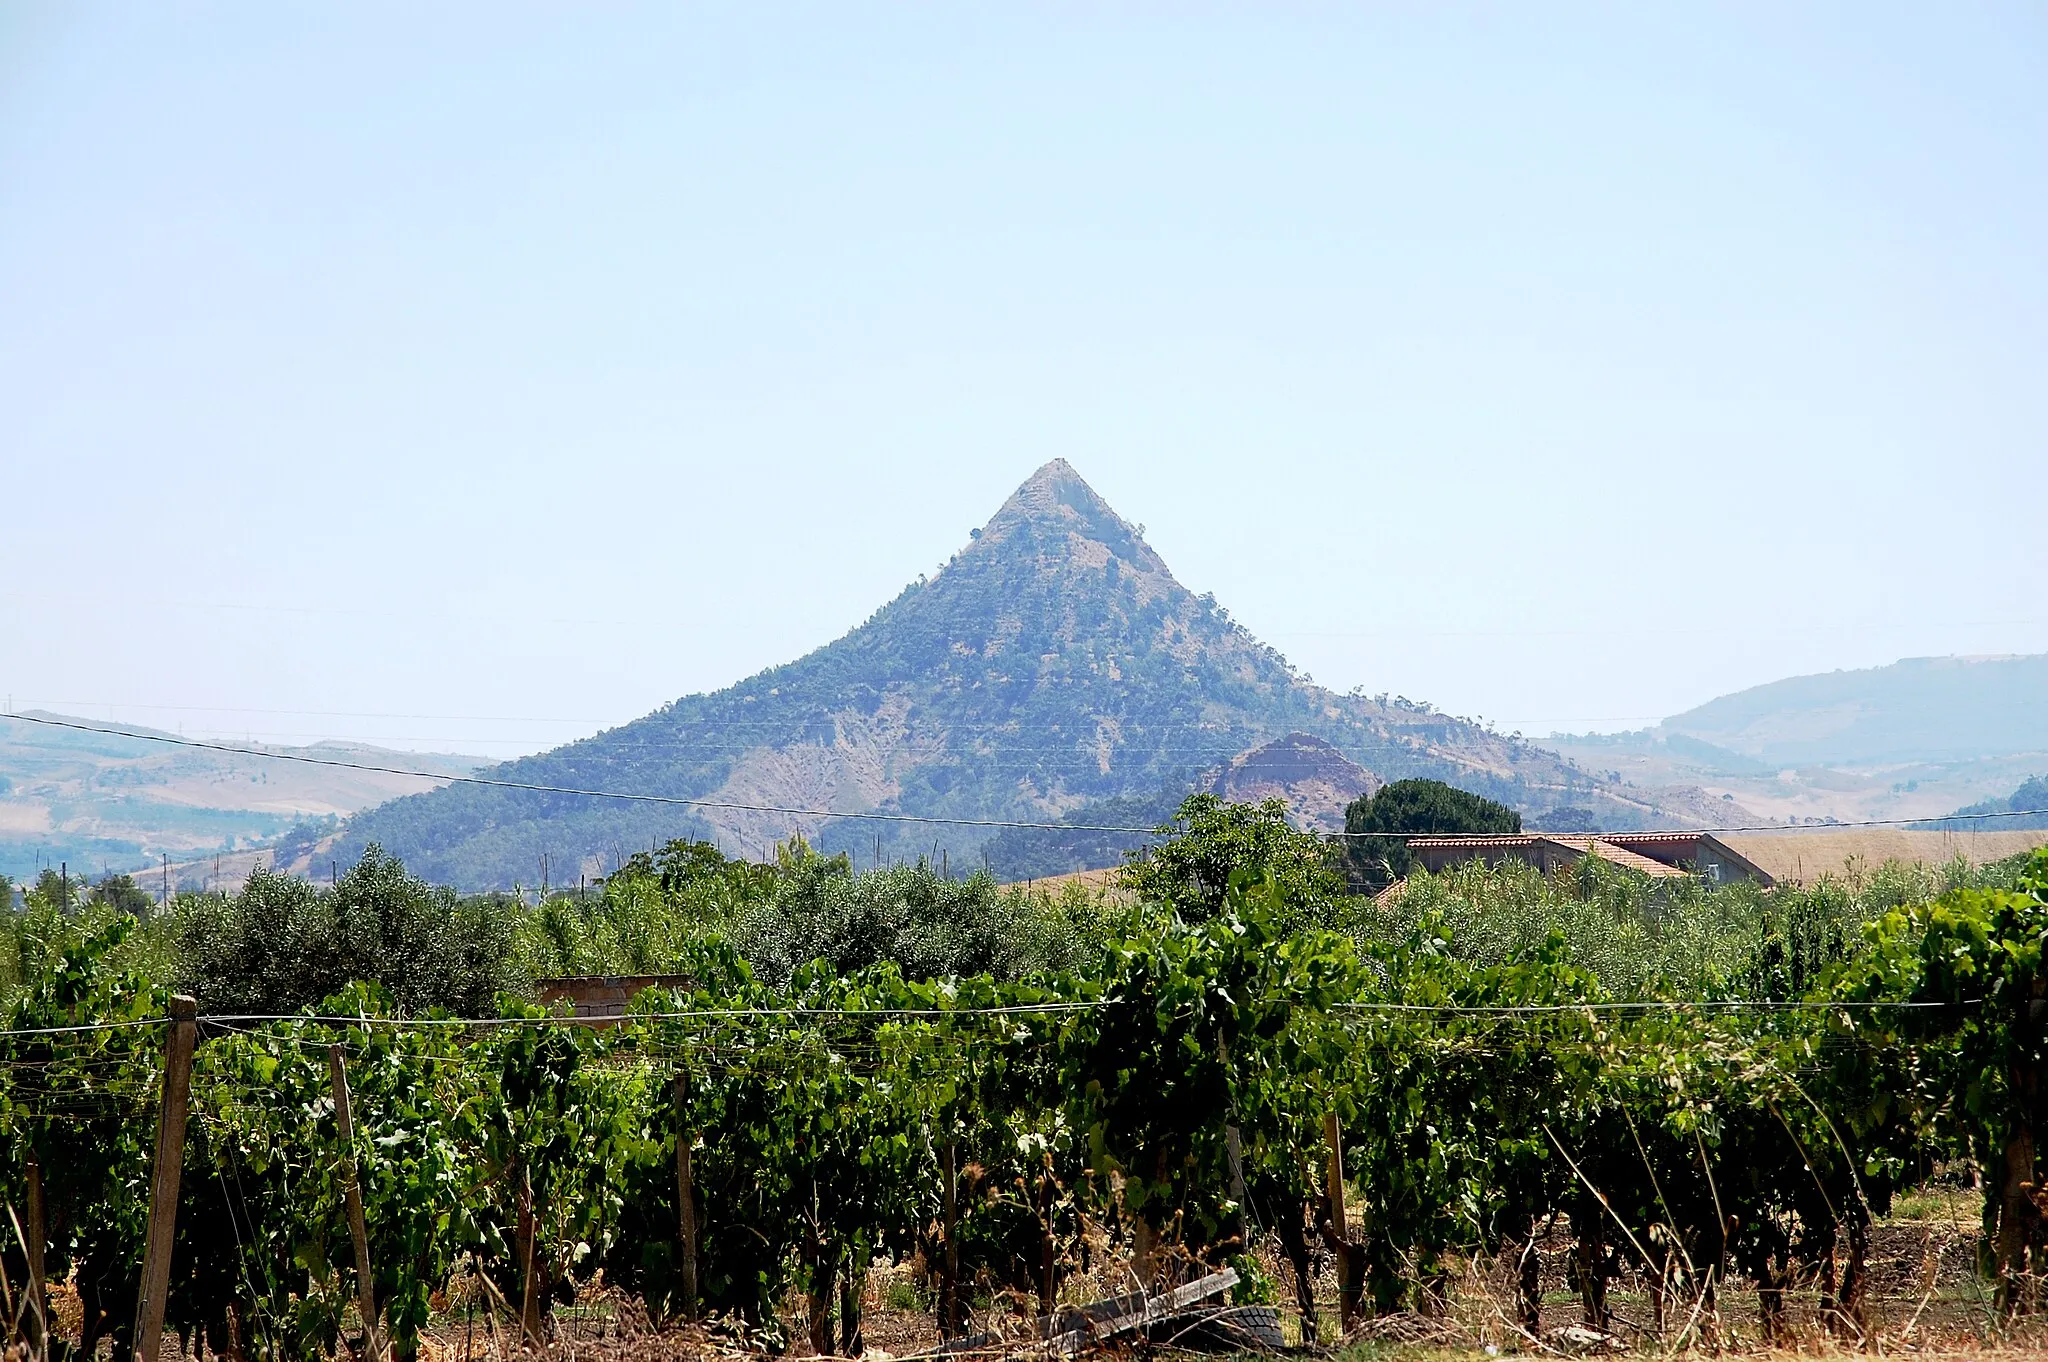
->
[[335, 461, 1688, 887]]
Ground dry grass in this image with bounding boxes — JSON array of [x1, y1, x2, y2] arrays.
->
[[49, 1199, 2025, 1362], [1002, 829, 2048, 894], [1002, 865, 1126, 894], [1721, 829, 2048, 885], [1887, 1184, 1981, 1225]]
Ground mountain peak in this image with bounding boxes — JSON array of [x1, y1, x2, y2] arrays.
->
[[973, 460, 1166, 575], [1005, 457, 1093, 509], [333, 460, 1662, 885]]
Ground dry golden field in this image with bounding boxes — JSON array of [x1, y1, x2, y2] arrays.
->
[[1723, 827, 2048, 885]]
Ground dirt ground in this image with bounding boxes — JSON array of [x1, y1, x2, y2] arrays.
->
[[392, 1211, 2041, 1362], [38, 1196, 2042, 1362]]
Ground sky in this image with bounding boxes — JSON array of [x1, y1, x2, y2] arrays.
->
[[3, 4, 2044, 760]]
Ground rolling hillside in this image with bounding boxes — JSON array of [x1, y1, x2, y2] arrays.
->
[[334, 461, 1703, 888], [1551, 654, 2048, 830], [1663, 654, 2048, 766], [0, 712, 482, 882]]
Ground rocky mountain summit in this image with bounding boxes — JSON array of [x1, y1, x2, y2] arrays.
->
[[334, 460, 1687, 888]]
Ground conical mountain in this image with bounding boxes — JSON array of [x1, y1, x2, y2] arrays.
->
[[332, 461, 1676, 887]]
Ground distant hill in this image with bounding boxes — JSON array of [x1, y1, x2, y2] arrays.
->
[[1550, 654, 2048, 831], [0, 712, 483, 883], [1661, 654, 2048, 766], [334, 461, 1696, 889], [1928, 775, 2048, 832]]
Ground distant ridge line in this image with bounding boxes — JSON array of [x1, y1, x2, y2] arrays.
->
[[12, 712, 2047, 841]]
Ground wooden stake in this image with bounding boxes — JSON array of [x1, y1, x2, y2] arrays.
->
[[1323, 1113, 1347, 1235], [1323, 1112, 1361, 1330], [1225, 1124, 1247, 1232], [517, 1165, 541, 1343], [1218, 1037, 1246, 1246], [23, 1150, 46, 1356], [673, 1074, 699, 1319], [330, 1046, 381, 1362], [941, 1142, 961, 1337], [134, 996, 198, 1362]]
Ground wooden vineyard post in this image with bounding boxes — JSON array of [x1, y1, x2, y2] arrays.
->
[[1997, 988, 2047, 1316], [672, 1074, 699, 1319], [1323, 1112, 1363, 1331], [940, 1142, 961, 1337], [330, 1046, 382, 1362], [134, 996, 198, 1362], [24, 1149, 46, 1355], [517, 1165, 542, 1344], [1225, 1125, 1247, 1234], [1218, 1036, 1248, 1248]]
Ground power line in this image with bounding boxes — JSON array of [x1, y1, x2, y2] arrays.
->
[[5, 701, 616, 724], [6, 711, 1157, 832], [196, 1001, 1109, 1028], [2, 708, 1468, 736], [0, 995, 1964, 1039], [8, 724, 1388, 758], [0, 1018, 165, 1037], [1334, 999, 1961, 1014], [8, 710, 2048, 840]]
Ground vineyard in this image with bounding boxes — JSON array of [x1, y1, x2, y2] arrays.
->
[[5, 827, 2048, 1361]]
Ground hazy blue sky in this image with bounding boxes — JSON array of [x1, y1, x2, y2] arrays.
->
[[3, 4, 2044, 759]]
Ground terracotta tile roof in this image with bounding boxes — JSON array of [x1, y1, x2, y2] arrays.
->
[[1594, 830, 1707, 845], [1407, 834, 1692, 878], [1546, 837, 1693, 878], [1600, 831, 1775, 886]]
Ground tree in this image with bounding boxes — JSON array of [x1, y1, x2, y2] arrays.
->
[[28, 869, 72, 914], [1341, 779, 1521, 892], [87, 873, 154, 917], [1119, 794, 1346, 930], [176, 847, 517, 1015]]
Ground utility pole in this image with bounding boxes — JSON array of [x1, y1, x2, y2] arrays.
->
[[59, 862, 67, 914]]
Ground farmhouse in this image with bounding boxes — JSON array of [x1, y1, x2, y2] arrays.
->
[[537, 973, 692, 1024], [1406, 830, 1775, 887]]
